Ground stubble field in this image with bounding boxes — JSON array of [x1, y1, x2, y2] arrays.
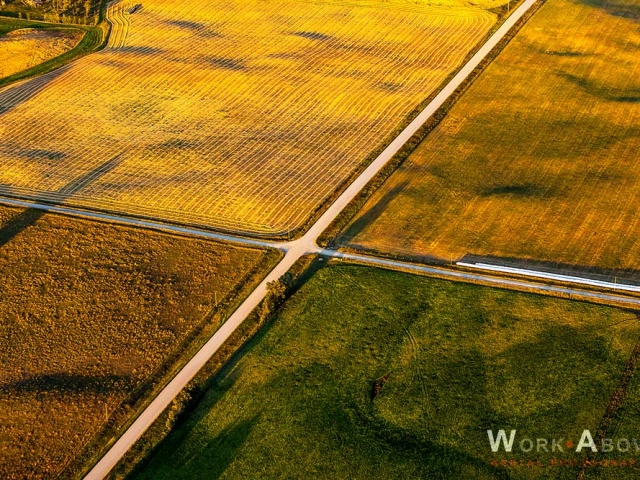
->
[[0, 204, 277, 479], [337, 0, 640, 274], [0, 0, 496, 236]]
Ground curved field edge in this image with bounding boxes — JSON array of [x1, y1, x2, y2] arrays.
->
[[0, 28, 84, 78], [128, 263, 640, 479], [0, 0, 495, 238], [0, 203, 281, 478], [0, 0, 110, 90]]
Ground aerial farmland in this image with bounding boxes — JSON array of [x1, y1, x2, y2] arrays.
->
[[0, 205, 279, 478], [0, 0, 496, 235], [1, 0, 639, 478], [336, 0, 640, 274], [134, 264, 640, 479]]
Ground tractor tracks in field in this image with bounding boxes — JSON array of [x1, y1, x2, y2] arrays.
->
[[577, 322, 640, 479]]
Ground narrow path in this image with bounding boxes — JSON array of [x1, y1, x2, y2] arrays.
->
[[326, 251, 640, 307], [75, 0, 550, 476], [577, 324, 640, 479], [1, 0, 635, 477]]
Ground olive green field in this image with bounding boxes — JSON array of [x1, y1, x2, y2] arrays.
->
[[337, 0, 640, 276], [133, 264, 640, 479]]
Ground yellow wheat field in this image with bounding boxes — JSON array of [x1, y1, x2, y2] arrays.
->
[[0, 0, 495, 235], [0, 28, 83, 79], [337, 0, 640, 272]]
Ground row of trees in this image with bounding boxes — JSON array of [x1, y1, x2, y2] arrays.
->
[[49, 0, 93, 18], [0, 0, 97, 22], [43, 11, 97, 24]]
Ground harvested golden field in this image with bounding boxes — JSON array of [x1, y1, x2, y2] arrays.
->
[[0, 204, 277, 479], [338, 0, 640, 274], [0, 0, 495, 236], [0, 28, 84, 79]]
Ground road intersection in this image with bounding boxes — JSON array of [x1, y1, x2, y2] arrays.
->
[[5, 0, 634, 476]]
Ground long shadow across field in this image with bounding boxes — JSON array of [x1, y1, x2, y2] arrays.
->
[[0, 153, 123, 247], [0, 372, 133, 394], [333, 181, 409, 247], [0, 64, 69, 116], [576, 0, 640, 20]]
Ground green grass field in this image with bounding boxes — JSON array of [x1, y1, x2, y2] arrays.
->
[[133, 264, 640, 479], [0, 204, 279, 478], [595, 366, 640, 479], [336, 0, 640, 276]]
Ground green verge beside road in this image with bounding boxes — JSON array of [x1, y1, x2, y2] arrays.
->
[[132, 264, 640, 479]]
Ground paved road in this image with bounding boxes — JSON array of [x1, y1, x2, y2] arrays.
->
[[0, 0, 544, 477], [326, 251, 640, 307], [4, 196, 637, 304]]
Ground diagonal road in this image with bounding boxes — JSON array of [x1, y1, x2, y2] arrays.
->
[[3, 3, 637, 469], [5, 0, 595, 476], [74, 0, 556, 476]]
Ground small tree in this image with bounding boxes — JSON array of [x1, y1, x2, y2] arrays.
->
[[259, 273, 293, 323]]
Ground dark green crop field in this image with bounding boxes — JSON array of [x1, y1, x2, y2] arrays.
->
[[134, 264, 640, 479]]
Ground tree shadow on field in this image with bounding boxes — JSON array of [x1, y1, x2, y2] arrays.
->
[[334, 181, 409, 246], [197, 415, 260, 479], [557, 72, 640, 103], [0, 64, 69, 117], [0, 372, 132, 394], [574, 0, 640, 20], [132, 364, 259, 478], [0, 153, 123, 248]]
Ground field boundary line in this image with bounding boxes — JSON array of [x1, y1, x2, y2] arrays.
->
[[0, 0, 112, 90], [324, 251, 640, 308], [8, 0, 537, 474], [4, 196, 638, 308], [0, 197, 277, 250]]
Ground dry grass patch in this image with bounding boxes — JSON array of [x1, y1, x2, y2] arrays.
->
[[0, 204, 276, 479], [0, 28, 83, 78], [337, 0, 640, 274]]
